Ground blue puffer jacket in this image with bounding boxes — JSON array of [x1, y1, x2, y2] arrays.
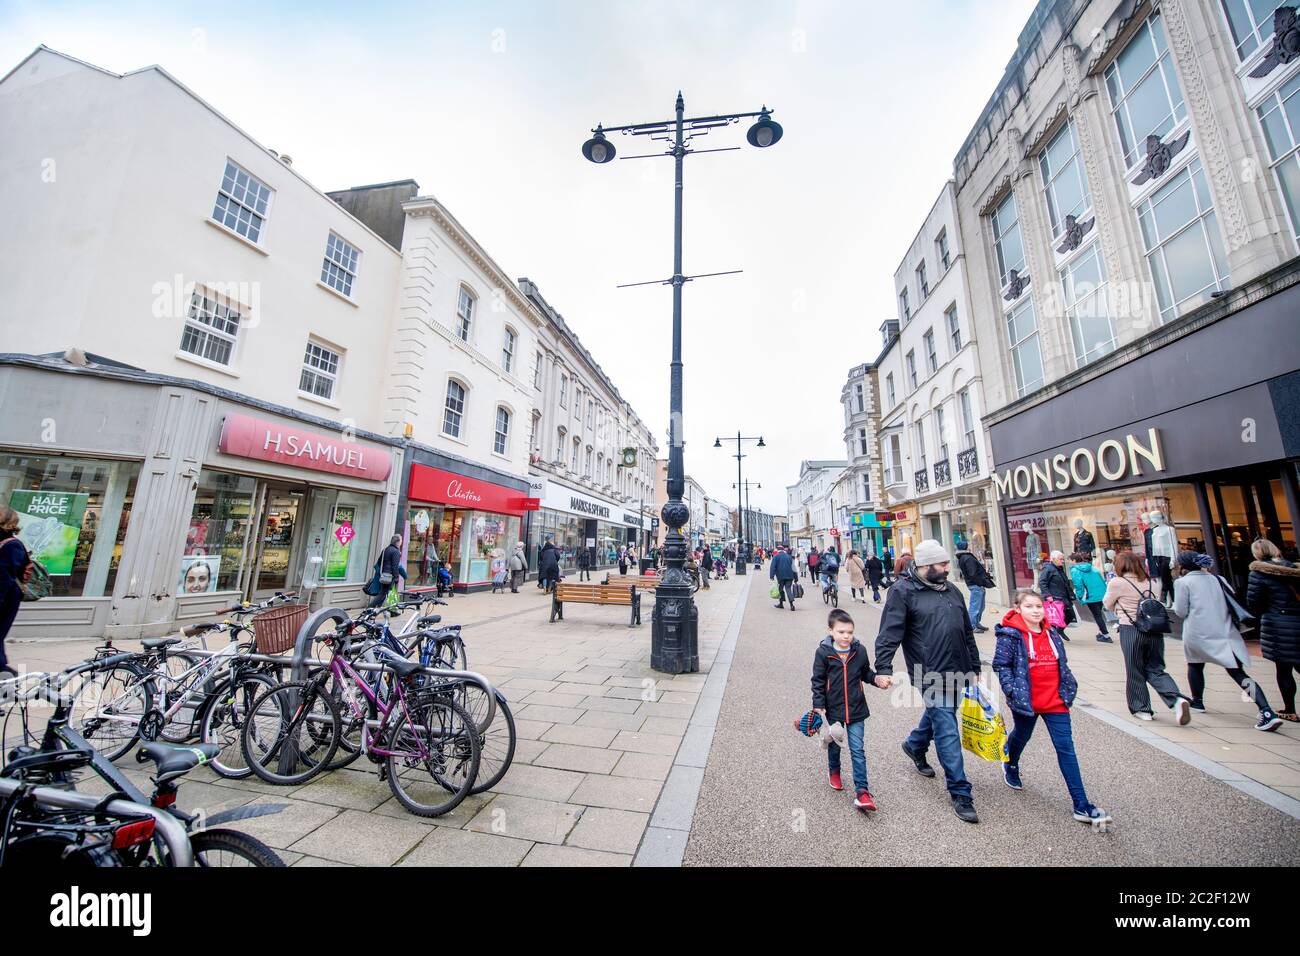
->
[[992, 609, 1079, 717], [1070, 562, 1107, 604]]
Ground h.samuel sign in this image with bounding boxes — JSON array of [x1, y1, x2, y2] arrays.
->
[[993, 428, 1165, 502]]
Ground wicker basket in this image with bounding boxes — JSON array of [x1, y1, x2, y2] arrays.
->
[[251, 603, 312, 656]]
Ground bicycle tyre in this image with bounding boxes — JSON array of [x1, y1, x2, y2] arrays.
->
[[459, 687, 515, 795], [72, 661, 152, 762], [385, 696, 480, 817], [188, 828, 285, 867], [240, 679, 340, 786], [200, 671, 276, 779]]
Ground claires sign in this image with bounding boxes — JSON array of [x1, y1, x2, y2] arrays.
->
[[408, 464, 528, 515], [219, 414, 392, 481]]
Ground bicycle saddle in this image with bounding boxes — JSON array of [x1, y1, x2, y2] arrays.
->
[[416, 614, 442, 626], [140, 637, 182, 651], [383, 657, 424, 680], [136, 742, 219, 778], [1, 746, 94, 780]]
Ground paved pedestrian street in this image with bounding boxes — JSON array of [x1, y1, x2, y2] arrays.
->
[[7, 571, 1298, 867]]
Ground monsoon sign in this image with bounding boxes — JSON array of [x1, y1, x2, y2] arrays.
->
[[9, 490, 89, 576]]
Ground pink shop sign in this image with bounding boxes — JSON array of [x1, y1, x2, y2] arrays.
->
[[218, 413, 392, 481]]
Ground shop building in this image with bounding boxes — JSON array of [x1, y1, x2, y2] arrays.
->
[[986, 262, 1300, 598], [840, 362, 887, 556], [527, 476, 645, 572], [1, 355, 402, 639]]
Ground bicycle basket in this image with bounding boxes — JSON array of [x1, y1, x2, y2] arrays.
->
[[251, 603, 312, 656]]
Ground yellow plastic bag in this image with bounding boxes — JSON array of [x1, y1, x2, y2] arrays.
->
[[959, 683, 1009, 763]]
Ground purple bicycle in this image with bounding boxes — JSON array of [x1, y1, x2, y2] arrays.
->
[[240, 629, 481, 817]]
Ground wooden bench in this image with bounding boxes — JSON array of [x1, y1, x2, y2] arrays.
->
[[551, 582, 644, 626], [601, 573, 658, 594]]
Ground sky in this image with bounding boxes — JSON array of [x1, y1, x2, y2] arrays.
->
[[0, 0, 1040, 516]]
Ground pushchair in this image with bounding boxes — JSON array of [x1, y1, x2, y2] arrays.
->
[[713, 557, 728, 580]]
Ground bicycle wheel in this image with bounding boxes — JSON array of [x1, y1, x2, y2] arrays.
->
[[188, 828, 285, 867], [72, 662, 152, 762], [831, 588, 839, 609], [384, 696, 480, 817], [240, 679, 339, 786], [158, 652, 204, 743], [200, 671, 276, 779], [455, 685, 515, 795]]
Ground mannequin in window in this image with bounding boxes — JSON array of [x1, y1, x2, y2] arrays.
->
[[1023, 522, 1042, 576], [1072, 518, 1095, 561], [1140, 512, 1157, 579], [1149, 511, 1177, 605], [970, 529, 986, 561]]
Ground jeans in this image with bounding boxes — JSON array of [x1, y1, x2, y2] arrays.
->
[[1118, 625, 1185, 714], [827, 719, 869, 792], [904, 704, 971, 799], [967, 585, 986, 628], [1187, 663, 1271, 712], [1006, 711, 1090, 813]]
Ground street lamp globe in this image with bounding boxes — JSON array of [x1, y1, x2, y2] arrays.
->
[[746, 110, 783, 148], [582, 128, 617, 164]]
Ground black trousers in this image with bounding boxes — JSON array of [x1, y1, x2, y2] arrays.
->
[[1118, 625, 1185, 714], [1275, 662, 1297, 714], [1187, 662, 1270, 712], [1083, 601, 1109, 635], [775, 579, 796, 607]]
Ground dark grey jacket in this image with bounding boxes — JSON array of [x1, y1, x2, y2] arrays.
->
[[874, 568, 981, 702]]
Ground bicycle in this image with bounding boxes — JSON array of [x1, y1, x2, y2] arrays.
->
[[821, 572, 840, 608]]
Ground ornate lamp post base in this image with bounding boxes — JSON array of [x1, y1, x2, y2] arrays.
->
[[651, 500, 699, 674]]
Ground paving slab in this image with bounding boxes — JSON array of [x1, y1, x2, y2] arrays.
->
[[290, 809, 430, 866], [521, 844, 631, 867], [565, 807, 649, 854], [398, 827, 534, 867], [466, 794, 583, 845]]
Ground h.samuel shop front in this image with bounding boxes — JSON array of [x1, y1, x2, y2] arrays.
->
[[985, 269, 1300, 600]]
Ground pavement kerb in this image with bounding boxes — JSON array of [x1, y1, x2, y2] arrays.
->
[[632, 573, 752, 867]]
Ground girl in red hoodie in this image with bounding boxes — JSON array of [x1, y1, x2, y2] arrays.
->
[[992, 589, 1111, 825]]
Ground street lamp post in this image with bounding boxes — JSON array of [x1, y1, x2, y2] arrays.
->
[[733, 478, 761, 553], [715, 432, 764, 575], [583, 95, 782, 674]]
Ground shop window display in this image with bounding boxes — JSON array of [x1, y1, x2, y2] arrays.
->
[[530, 509, 582, 571], [0, 453, 142, 598], [185, 470, 256, 593]]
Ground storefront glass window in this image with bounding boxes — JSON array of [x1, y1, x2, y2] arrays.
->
[[459, 511, 520, 585], [299, 489, 378, 588], [406, 505, 448, 588], [0, 454, 141, 598], [531, 509, 582, 571], [185, 470, 256, 593]]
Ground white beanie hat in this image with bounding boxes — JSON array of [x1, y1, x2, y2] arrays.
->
[[913, 539, 952, 567]]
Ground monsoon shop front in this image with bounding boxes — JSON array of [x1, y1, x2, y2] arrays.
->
[[0, 355, 402, 639], [985, 270, 1300, 600]]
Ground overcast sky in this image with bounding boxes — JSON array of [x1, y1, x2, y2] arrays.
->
[[2, 0, 1039, 516]]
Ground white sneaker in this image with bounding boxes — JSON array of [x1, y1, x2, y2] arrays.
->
[[1171, 698, 1191, 726], [1133, 712, 1154, 721]]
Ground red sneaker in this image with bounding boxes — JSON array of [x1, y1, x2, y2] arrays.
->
[[828, 771, 843, 791], [854, 790, 877, 812]]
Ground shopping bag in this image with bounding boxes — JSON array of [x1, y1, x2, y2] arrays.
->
[[958, 683, 1009, 763], [383, 586, 400, 609], [1043, 597, 1066, 629], [770, 583, 781, 600]]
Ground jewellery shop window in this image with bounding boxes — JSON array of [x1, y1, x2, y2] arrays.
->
[[185, 470, 257, 593], [0, 454, 142, 598], [301, 489, 378, 587], [1005, 482, 1201, 589]]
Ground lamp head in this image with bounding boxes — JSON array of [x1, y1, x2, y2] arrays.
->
[[582, 126, 617, 164], [714, 438, 722, 448], [757, 436, 766, 447], [746, 109, 783, 148]]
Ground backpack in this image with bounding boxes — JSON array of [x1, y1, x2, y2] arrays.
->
[[2, 537, 52, 602], [1122, 578, 1170, 635]]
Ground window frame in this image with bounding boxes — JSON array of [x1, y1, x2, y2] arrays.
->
[[456, 286, 476, 342], [494, 406, 511, 456], [211, 159, 273, 244], [916, 260, 929, 298], [1219, 0, 1287, 62], [991, 191, 1025, 289], [936, 230, 951, 271], [1038, 120, 1092, 241], [1060, 241, 1118, 366], [958, 388, 976, 451], [946, 304, 962, 353], [299, 339, 342, 401], [1104, 12, 1187, 171], [1255, 71, 1300, 241], [1006, 297, 1045, 397], [321, 232, 360, 298], [905, 351, 918, 390], [501, 327, 517, 373], [442, 378, 467, 439], [180, 286, 243, 367], [923, 329, 938, 376]]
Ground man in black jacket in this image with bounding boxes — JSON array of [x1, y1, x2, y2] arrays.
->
[[874, 539, 982, 823], [367, 535, 407, 608], [956, 549, 997, 633], [769, 546, 797, 610]]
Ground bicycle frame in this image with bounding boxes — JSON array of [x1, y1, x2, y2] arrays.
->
[[84, 642, 242, 734], [325, 649, 433, 763]]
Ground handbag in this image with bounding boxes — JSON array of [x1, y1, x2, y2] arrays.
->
[[1216, 575, 1256, 631], [1043, 597, 1066, 629], [3, 538, 51, 602]]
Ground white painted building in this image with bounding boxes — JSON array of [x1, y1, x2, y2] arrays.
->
[[785, 459, 847, 551]]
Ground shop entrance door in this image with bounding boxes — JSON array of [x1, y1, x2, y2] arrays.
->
[[1203, 470, 1296, 597], [250, 485, 306, 598]]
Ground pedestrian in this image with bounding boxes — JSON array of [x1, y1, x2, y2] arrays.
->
[[819, 547, 841, 597], [365, 534, 407, 608], [956, 546, 996, 634], [1104, 550, 1190, 724], [1069, 552, 1112, 643], [538, 541, 561, 593], [0, 505, 29, 677], [874, 539, 982, 823], [808, 547, 820, 582], [892, 550, 913, 580], [992, 589, 1112, 825], [1173, 551, 1282, 731], [811, 608, 879, 812], [577, 546, 592, 582], [700, 549, 711, 589], [866, 552, 884, 604], [1037, 550, 1077, 640], [845, 549, 867, 603], [618, 546, 629, 576], [627, 545, 638, 573], [1245, 538, 1300, 723], [770, 544, 797, 611], [508, 541, 527, 592]]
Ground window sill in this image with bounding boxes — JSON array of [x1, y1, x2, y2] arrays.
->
[[206, 217, 269, 256], [175, 350, 241, 378], [298, 390, 341, 411], [439, 432, 470, 448], [491, 451, 512, 464], [316, 280, 359, 307]]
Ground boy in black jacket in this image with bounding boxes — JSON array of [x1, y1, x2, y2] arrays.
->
[[811, 608, 878, 812]]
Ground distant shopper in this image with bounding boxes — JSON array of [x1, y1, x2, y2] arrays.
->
[[865, 552, 884, 603], [1069, 553, 1112, 643], [893, 550, 913, 580], [0, 505, 28, 677], [618, 547, 629, 576], [577, 546, 592, 582], [1246, 538, 1300, 723], [538, 541, 561, 593], [1173, 551, 1282, 731], [1104, 551, 1189, 724], [808, 548, 820, 582], [1037, 550, 1077, 640], [366, 534, 407, 608], [956, 547, 996, 634], [874, 539, 982, 823], [508, 542, 527, 592], [811, 608, 878, 812], [992, 589, 1111, 825], [770, 545, 797, 611], [845, 550, 867, 603]]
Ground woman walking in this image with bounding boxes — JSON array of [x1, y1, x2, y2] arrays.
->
[[1247, 539, 1300, 723], [844, 550, 867, 603], [1173, 551, 1282, 731], [538, 540, 561, 593], [807, 547, 820, 583], [866, 552, 884, 603], [1037, 551, 1077, 640], [1069, 552, 1112, 643], [992, 589, 1111, 825], [1104, 551, 1190, 724], [0, 506, 28, 677]]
